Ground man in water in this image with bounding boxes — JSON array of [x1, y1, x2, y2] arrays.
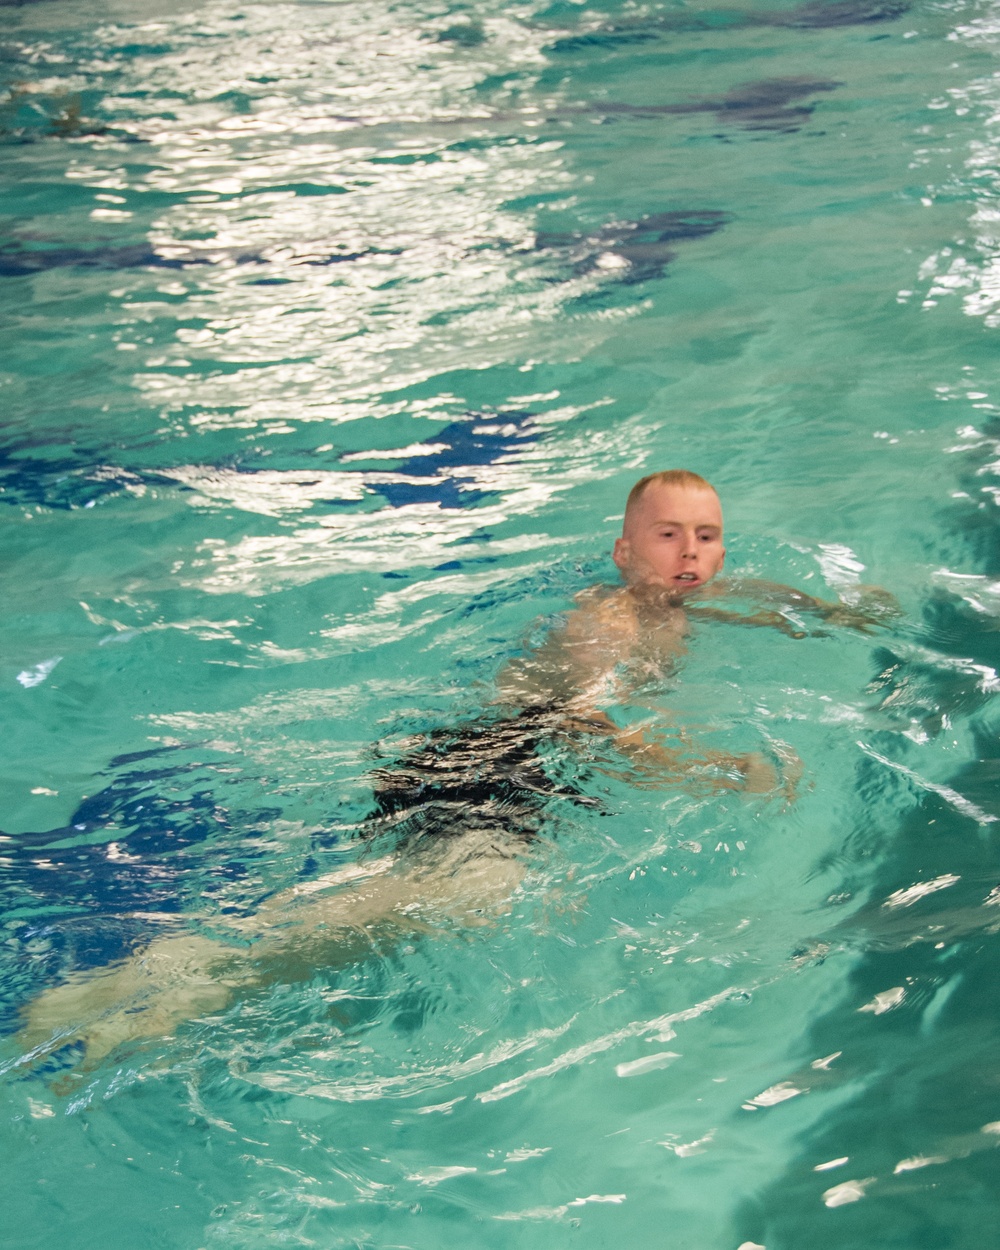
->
[[12, 469, 893, 1068]]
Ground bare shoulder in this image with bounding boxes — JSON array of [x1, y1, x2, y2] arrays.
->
[[566, 583, 638, 642]]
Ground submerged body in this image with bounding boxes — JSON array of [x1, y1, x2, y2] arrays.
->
[[12, 472, 895, 1069]]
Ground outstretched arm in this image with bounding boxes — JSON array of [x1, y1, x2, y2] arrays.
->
[[689, 579, 900, 637]]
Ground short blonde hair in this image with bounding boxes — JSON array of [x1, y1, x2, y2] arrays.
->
[[625, 469, 716, 519]]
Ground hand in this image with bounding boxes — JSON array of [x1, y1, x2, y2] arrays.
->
[[820, 586, 901, 634]]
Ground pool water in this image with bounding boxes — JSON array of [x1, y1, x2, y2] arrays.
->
[[3, 0, 1000, 1245]]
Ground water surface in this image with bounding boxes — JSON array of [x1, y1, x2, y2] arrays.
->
[[3, 0, 1000, 1245]]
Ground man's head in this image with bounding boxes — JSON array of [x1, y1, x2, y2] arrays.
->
[[613, 470, 725, 592]]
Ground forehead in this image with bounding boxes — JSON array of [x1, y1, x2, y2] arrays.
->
[[631, 484, 723, 527]]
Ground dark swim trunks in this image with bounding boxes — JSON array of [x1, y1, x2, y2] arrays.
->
[[367, 704, 599, 848]]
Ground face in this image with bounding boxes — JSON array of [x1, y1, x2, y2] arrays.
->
[[613, 483, 725, 593]]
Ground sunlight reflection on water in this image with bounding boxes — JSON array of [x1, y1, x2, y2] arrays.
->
[[5, 0, 1000, 1246]]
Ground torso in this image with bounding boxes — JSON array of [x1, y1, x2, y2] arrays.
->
[[496, 583, 691, 713]]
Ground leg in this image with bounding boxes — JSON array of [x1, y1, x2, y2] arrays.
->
[[16, 836, 528, 1068]]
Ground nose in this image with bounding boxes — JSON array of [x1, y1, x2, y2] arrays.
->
[[681, 530, 698, 559]]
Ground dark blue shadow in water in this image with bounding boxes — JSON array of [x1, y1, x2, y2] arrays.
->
[[0, 443, 176, 511], [0, 407, 541, 516], [534, 208, 731, 284], [367, 409, 539, 509], [0, 242, 402, 278], [0, 749, 264, 1022], [0, 750, 265, 918]]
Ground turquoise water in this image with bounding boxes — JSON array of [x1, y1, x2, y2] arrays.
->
[[4, 0, 1000, 1244]]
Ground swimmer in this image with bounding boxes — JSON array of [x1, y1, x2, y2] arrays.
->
[[10, 469, 896, 1071]]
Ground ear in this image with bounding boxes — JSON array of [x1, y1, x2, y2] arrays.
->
[[612, 537, 630, 572]]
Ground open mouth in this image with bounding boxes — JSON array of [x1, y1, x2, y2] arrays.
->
[[674, 572, 700, 583]]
